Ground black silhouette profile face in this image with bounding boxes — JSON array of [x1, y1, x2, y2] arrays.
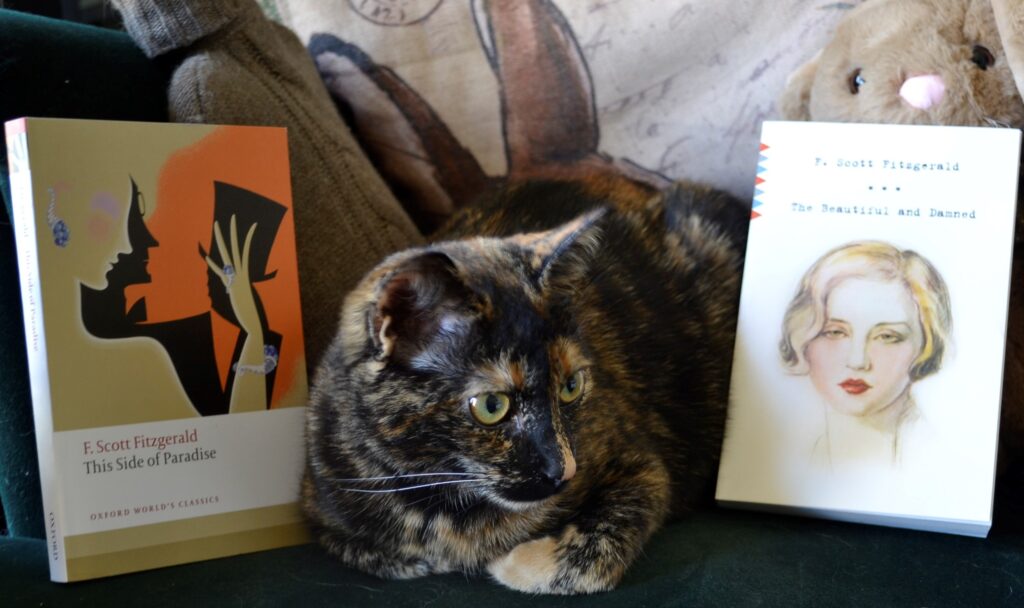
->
[[80, 177, 160, 334], [105, 177, 159, 288]]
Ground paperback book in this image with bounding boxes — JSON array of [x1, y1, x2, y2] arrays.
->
[[716, 121, 1021, 537], [4, 117, 310, 581]]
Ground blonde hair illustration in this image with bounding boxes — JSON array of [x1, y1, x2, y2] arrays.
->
[[779, 240, 952, 380]]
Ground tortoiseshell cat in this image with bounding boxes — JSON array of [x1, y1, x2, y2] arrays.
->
[[302, 179, 748, 594]]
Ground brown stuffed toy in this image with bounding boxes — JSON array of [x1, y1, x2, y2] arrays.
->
[[779, 0, 1024, 470], [779, 0, 1024, 128]]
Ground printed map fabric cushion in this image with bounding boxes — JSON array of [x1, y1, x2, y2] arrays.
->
[[259, 0, 858, 228]]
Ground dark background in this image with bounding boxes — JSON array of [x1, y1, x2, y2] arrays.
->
[[1, 0, 121, 27]]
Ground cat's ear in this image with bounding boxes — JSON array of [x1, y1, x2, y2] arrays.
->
[[510, 207, 607, 287], [371, 252, 474, 366]]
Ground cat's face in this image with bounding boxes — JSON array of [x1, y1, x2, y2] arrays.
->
[[335, 211, 604, 509]]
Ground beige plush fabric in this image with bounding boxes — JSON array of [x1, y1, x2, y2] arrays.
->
[[993, 0, 1024, 457], [261, 0, 859, 202], [111, 0, 424, 367], [993, 0, 1024, 101], [778, 0, 1024, 129]]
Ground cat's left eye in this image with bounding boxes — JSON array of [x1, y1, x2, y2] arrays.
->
[[469, 392, 511, 426], [559, 370, 585, 403]]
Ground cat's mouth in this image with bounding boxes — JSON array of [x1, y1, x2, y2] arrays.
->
[[484, 476, 569, 510]]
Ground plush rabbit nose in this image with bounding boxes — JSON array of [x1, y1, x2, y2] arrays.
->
[[899, 74, 945, 110]]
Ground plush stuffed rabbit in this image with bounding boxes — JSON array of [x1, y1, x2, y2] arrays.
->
[[779, 0, 1024, 128]]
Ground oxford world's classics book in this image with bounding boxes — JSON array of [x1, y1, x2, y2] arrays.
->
[[4, 117, 310, 581], [716, 121, 1022, 537]]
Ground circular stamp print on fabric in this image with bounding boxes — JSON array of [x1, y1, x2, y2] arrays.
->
[[348, 0, 444, 26]]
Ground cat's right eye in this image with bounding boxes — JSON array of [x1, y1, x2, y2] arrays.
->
[[559, 370, 585, 403], [469, 392, 511, 426]]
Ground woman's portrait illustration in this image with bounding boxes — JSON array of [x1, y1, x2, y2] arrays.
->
[[79, 178, 287, 417], [779, 241, 953, 464], [31, 122, 306, 431]]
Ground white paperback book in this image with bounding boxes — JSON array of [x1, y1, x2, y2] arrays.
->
[[716, 121, 1022, 537]]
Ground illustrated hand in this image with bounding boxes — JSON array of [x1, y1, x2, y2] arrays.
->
[[205, 215, 270, 413], [204, 215, 261, 336]]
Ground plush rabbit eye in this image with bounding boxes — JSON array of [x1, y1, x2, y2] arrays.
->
[[559, 371, 585, 403], [847, 68, 865, 94], [469, 392, 511, 426], [972, 44, 995, 70]]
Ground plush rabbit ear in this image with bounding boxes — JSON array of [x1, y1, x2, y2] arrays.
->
[[309, 34, 490, 234], [473, 0, 598, 176], [778, 51, 822, 121], [992, 0, 1024, 102], [472, 0, 670, 193]]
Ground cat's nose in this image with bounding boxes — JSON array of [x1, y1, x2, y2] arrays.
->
[[540, 453, 575, 490], [541, 461, 567, 489], [899, 74, 945, 110]]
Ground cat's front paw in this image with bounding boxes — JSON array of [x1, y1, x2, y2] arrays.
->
[[378, 556, 433, 580], [487, 536, 562, 594], [317, 529, 435, 580], [486, 533, 616, 595]]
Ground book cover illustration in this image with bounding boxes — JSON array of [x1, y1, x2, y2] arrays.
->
[[5, 118, 310, 581], [716, 121, 1022, 537]]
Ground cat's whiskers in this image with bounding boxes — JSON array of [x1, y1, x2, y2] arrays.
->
[[334, 472, 487, 483], [333, 478, 488, 494]]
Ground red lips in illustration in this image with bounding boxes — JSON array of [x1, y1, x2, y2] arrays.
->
[[839, 379, 871, 395]]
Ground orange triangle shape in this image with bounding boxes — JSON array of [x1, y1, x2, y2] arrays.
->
[[751, 210, 761, 219], [755, 176, 765, 185], [760, 143, 769, 152]]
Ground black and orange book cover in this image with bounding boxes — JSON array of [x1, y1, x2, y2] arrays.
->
[[5, 118, 310, 582]]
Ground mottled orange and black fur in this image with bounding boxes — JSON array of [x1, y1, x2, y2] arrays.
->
[[303, 180, 748, 594]]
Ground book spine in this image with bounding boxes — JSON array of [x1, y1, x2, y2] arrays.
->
[[5, 120, 68, 582]]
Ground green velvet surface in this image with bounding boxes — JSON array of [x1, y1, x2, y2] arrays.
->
[[0, 8, 170, 539], [0, 227, 39, 540], [0, 8, 170, 220], [2, 507, 1024, 607]]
